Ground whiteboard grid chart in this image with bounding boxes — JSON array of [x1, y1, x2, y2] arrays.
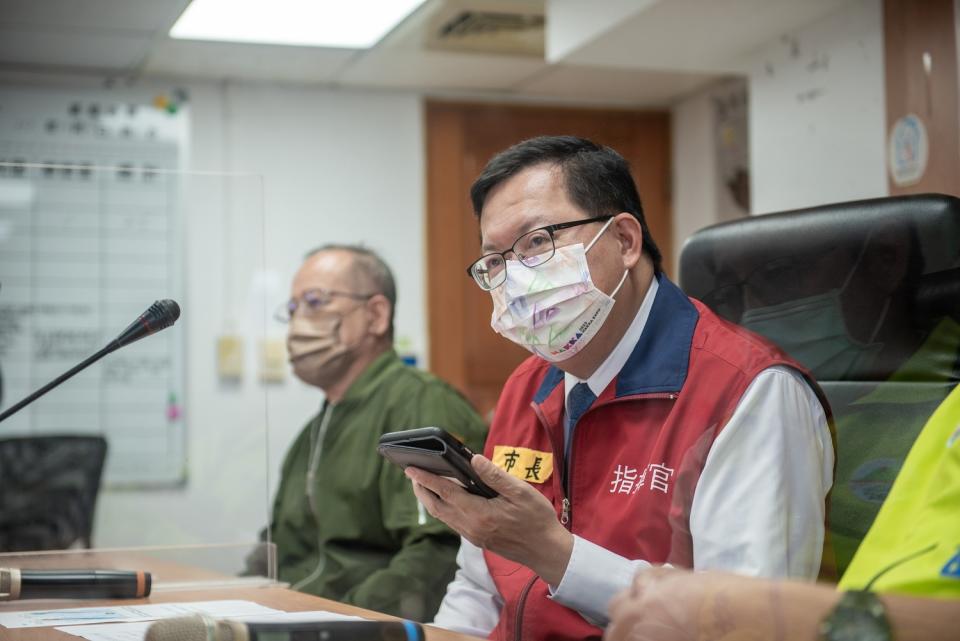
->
[[0, 88, 187, 487]]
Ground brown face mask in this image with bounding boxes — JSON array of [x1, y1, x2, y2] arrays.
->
[[287, 312, 355, 389]]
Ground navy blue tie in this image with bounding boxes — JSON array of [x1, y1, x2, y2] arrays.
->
[[566, 382, 596, 428], [564, 382, 596, 476]]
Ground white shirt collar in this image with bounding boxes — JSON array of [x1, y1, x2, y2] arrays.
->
[[565, 276, 659, 400]]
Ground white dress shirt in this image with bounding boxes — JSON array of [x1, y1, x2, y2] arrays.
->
[[433, 278, 834, 633]]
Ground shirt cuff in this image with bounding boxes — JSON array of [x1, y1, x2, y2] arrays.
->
[[548, 535, 650, 625]]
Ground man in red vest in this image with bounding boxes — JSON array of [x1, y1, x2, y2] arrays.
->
[[407, 136, 834, 641]]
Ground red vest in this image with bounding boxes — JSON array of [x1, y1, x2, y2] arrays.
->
[[482, 277, 826, 641]]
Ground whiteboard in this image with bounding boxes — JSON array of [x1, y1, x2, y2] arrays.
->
[[0, 86, 187, 487]]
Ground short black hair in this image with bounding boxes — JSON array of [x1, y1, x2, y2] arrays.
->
[[304, 244, 397, 338], [469, 135, 663, 273]]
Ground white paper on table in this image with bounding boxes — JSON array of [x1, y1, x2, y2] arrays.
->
[[0, 599, 280, 629], [236, 610, 368, 624], [53, 621, 155, 641], [56, 610, 372, 641]]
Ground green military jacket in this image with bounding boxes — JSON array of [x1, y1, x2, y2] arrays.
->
[[269, 349, 487, 620]]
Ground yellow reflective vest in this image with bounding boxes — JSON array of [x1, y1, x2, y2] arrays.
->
[[839, 385, 960, 597]]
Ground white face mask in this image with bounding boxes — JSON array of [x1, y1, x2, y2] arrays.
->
[[490, 218, 627, 362]]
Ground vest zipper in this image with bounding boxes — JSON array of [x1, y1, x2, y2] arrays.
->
[[530, 402, 570, 527], [513, 575, 537, 641], [562, 451, 576, 529], [562, 421, 584, 530]]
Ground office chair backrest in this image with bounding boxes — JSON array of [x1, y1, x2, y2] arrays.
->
[[679, 193, 960, 578], [0, 435, 108, 551]]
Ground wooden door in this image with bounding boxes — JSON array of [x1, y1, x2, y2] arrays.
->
[[426, 101, 672, 418]]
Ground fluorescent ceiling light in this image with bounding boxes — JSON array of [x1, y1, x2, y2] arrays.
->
[[170, 0, 428, 48]]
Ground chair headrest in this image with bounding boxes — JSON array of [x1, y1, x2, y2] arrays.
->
[[678, 194, 960, 382]]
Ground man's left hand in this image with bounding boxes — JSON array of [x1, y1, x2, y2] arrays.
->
[[406, 454, 574, 586]]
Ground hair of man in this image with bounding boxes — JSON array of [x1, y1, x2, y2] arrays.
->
[[469, 135, 663, 273], [304, 243, 397, 339]]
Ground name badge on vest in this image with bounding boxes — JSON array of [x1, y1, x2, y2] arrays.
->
[[493, 446, 554, 484]]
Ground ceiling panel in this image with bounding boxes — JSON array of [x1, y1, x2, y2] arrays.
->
[[556, 0, 857, 73], [0, 27, 153, 71], [336, 49, 545, 91], [143, 39, 359, 84], [0, 0, 189, 32], [546, 0, 654, 63], [516, 64, 718, 107]]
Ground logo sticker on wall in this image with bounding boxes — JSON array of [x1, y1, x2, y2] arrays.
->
[[888, 113, 929, 186]]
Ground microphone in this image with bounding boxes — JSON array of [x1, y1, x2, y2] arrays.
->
[[0, 299, 181, 423], [146, 615, 424, 641], [112, 299, 181, 351], [0, 568, 151, 600]]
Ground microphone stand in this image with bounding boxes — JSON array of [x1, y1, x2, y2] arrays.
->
[[0, 299, 180, 425], [0, 342, 120, 424]]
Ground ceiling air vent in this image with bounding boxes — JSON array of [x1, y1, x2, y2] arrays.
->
[[429, 10, 544, 57]]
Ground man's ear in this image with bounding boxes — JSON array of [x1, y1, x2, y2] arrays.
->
[[613, 213, 644, 270], [366, 294, 392, 338]]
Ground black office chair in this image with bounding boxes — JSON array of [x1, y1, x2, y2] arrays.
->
[[679, 193, 960, 578], [0, 435, 108, 552]]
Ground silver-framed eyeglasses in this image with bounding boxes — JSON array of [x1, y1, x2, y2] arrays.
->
[[275, 288, 374, 323], [466, 215, 613, 291]]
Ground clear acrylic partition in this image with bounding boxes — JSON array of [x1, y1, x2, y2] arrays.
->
[[0, 161, 278, 591]]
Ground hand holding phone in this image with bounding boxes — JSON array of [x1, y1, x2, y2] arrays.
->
[[378, 427, 498, 498]]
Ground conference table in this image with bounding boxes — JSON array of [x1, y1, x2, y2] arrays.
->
[[0, 584, 483, 641]]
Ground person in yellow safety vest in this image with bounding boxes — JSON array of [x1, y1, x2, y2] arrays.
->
[[838, 381, 960, 597]]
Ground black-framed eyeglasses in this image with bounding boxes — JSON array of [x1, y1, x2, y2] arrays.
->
[[274, 288, 375, 323], [465, 215, 613, 291]]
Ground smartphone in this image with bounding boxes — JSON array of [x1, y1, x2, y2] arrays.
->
[[378, 427, 498, 499]]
